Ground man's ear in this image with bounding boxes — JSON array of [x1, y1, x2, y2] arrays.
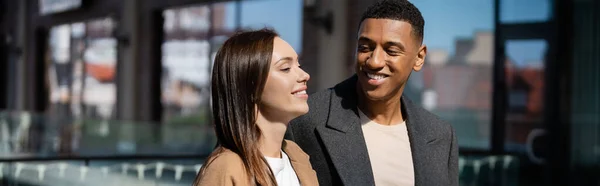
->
[[413, 44, 427, 72]]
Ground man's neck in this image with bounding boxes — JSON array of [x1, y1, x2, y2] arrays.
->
[[357, 89, 405, 126]]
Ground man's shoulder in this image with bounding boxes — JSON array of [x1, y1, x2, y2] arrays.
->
[[403, 97, 454, 132], [306, 88, 333, 106], [291, 88, 332, 128], [306, 75, 357, 107], [289, 75, 357, 131]]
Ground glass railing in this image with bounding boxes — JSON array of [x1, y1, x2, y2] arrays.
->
[[0, 110, 216, 185], [0, 110, 520, 185]]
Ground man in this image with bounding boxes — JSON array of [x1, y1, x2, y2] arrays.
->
[[286, 0, 458, 185]]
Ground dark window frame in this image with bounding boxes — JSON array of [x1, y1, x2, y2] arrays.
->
[[24, 0, 123, 114], [138, 0, 242, 122]]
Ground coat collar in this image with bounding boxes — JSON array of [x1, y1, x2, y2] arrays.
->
[[316, 75, 440, 186], [283, 140, 319, 186]]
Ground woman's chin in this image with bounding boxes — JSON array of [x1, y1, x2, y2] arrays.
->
[[298, 104, 309, 115], [261, 103, 309, 122], [289, 106, 309, 119]]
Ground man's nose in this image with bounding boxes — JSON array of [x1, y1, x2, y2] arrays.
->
[[365, 48, 386, 69]]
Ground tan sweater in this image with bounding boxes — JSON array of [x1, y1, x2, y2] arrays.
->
[[193, 140, 319, 186]]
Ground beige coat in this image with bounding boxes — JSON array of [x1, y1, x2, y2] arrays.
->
[[193, 140, 319, 186]]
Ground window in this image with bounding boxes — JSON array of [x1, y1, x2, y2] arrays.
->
[[504, 40, 547, 152], [408, 0, 495, 149], [161, 5, 212, 124], [239, 0, 303, 52], [46, 17, 117, 119], [160, 1, 303, 124], [500, 0, 553, 23]]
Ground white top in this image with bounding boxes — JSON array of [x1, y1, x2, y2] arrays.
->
[[359, 109, 415, 186], [264, 151, 301, 186]]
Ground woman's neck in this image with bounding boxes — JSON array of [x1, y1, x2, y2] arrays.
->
[[256, 112, 289, 158]]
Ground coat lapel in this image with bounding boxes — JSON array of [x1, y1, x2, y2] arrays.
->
[[315, 76, 376, 186], [283, 140, 319, 186], [312, 75, 443, 186], [402, 96, 442, 186]]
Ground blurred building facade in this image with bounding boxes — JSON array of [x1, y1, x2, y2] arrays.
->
[[0, 0, 599, 185]]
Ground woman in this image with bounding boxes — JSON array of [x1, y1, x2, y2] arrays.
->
[[193, 29, 318, 186]]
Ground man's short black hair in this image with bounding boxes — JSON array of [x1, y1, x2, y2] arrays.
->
[[360, 0, 425, 42]]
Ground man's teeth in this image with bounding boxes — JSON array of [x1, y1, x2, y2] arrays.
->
[[293, 90, 307, 96], [366, 73, 386, 80]]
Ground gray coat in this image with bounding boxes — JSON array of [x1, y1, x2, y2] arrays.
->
[[286, 75, 459, 186]]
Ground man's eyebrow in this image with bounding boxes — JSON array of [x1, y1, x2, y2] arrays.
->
[[358, 36, 406, 51], [385, 41, 405, 51], [358, 36, 372, 43]]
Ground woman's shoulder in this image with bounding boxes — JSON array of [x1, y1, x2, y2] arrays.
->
[[203, 148, 246, 172], [194, 148, 249, 186]]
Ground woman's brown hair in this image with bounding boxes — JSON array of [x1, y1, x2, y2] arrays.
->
[[198, 28, 279, 186]]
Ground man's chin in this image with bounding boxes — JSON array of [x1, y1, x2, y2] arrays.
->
[[363, 90, 390, 101], [357, 81, 384, 100]]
